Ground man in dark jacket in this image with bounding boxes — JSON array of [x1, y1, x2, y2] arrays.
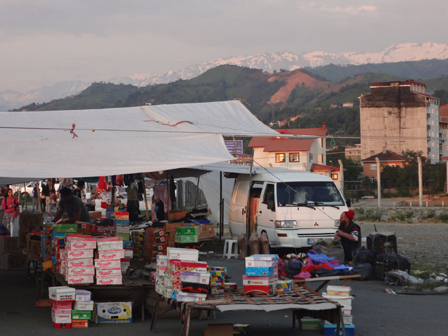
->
[[334, 210, 361, 263]]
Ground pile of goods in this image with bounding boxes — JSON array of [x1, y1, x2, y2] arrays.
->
[[321, 285, 355, 335], [155, 247, 210, 302], [49, 287, 94, 329], [243, 254, 278, 295]]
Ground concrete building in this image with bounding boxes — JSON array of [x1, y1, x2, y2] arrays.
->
[[361, 150, 406, 178], [360, 80, 441, 163], [345, 144, 362, 162]]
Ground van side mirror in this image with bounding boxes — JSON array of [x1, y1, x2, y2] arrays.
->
[[346, 198, 351, 207], [267, 200, 275, 211]]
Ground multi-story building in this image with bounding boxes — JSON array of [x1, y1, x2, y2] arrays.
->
[[345, 144, 362, 162], [360, 80, 441, 163]]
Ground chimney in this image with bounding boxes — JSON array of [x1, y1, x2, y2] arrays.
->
[[322, 122, 326, 130], [382, 146, 387, 154]]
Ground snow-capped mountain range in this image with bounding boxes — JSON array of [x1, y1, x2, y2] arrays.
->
[[2, 42, 448, 110]]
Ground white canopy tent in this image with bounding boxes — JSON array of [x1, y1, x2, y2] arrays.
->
[[0, 101, 280, 180]]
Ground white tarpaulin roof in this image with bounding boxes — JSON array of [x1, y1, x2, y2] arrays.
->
[[0, 101, 279, 180]]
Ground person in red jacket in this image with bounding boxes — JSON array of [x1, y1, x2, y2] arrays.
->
[[1, 188, 19, 236]]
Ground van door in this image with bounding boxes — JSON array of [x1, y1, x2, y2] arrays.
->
[[228, 178, 250, 238], [256, 183, 278, 244]]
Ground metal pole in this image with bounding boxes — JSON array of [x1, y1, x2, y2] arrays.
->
[[219, 172, 223, 241], [24, 183, 27, 211], [375, 157, 381, 207], [418, 157, 423, 207], [143, 180, 150, 221], [246, 155, 254, 256], [338, 159, 344, 196], [36, 181, 42, 213]]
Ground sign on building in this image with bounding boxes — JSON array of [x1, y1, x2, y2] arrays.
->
[[225, 140, 243, 154]]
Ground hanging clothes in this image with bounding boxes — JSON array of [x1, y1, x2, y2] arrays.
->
[[170, 175, 176, 209], [98, 176, 108, 191], [154, 184, 168, 213]]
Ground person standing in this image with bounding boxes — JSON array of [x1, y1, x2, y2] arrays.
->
[[1, 188, 19, 236], [42, 181, 50, 213], [32, 184, 39, 212], [334, 210, 361, 263]]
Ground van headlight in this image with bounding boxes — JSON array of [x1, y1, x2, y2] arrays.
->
[[334, 219, 340, 228], [275, 220, 298, 229]]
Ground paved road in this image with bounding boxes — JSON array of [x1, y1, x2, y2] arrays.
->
[[2, 253, 448, 336]]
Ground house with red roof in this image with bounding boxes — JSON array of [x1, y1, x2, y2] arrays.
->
[[361, 150, 406, 178], [248, 124, 341, 180]]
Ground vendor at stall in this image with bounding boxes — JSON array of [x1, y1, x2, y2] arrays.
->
[[334, 210, 360, 262], [154, 197, 165, 220], [53, 187, 91, 223]]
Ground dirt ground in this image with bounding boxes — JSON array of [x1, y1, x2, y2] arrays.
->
[[358, 222, 448, 264]]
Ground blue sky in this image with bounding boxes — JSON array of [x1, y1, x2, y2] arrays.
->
[[0, 0, 446, 92]]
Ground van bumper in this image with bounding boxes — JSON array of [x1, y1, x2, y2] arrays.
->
[[269, 229, 335, 249]]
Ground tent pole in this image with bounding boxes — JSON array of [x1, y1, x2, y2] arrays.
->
[[246, 156, 254, 256], [194, 176, 201, 208], [219, 171, 223, 241], [143, 179, 150, 221], [36, 181, 42, 214], [24, 183, 27, 211]]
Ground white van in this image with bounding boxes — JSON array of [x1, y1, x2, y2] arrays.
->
[[228, 171, 349, 249]]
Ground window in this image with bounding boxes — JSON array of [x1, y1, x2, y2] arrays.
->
[[276, 182, 344, 207], [262, 184, 275, 204], [309, 153, 313, 162], [370, 164, 377, 171], [275, 153, 286, 163], [289, 153, 300, 162]]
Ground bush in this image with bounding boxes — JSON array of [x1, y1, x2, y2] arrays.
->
[[438, 212, 448, 222], [396, 213, 406, 221]]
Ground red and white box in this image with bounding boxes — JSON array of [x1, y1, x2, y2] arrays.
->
[[243, 275, 277, 295], [52, 308, 72, 324], [97, 241, 123, 251], [73, 301, 94, 310], [67, 239, 96, 250], [96, 275, 123, 285], [49, 287, 76, 301], [95, 259, 121, 268], [66, 249, 94, 260], [180, 272, 210, 284], [96, 268, 122, 276], [52, 307, 72, 315], [62, 258, 94, 268], [66, 266, 95, 276], [52, 322, 72, 329], [180, 261, 208, 273], [51, 300, 72, 309], [66, 275, 94, 284], [98, 250, 124, 260], [156, 255, 168, 267]]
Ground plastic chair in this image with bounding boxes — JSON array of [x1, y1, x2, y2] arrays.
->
[[223, 239, 239, 259]]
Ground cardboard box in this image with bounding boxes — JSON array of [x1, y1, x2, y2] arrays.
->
[[52, 322, 72, 329], [164, 222, 185, 234], [98, 250, 124, 260], [93, 302, 132, 323], [301, 318, 320, 330], [66, 266, 95, 276], [198, 225, 215, 240], [77, 228, 93, 235], [326, 285, 351, 297], [19, 212, 43, 230], [66, 275, 94, 284], [0, 237, 24, 254], [321, 322, 355, 336], [167, 247, 198, 261], [97, 241, 123, 251], [206, 324, 234, 336], [27, 238, 41, 260], [322, 294, 353, 307], [175, 226, 199, 236], [96, 268, 122, 276], [72, 319, 88, 328], [74, 301, 94, 311], [49, 286, 76, 301], [18, 229, 29, 248], [62, 258, 93, 268], [180, 261, 208, 273], [75, 290, 91, 302], [67, 239, 96, 250], [71, 310, 92, 320], [176, 292, 207, 302], [245, 267, 274, 277], [175, 235, 198, 243], [233, 324, 250, 335], [95, 259, 121, 268], [96, 275, 123, 285], [89, 211, 102, 219], [1, 253, 27, 271], [52, 300, 73, 309], [66, 249, 94, 260]]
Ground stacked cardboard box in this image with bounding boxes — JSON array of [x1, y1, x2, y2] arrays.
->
[[115, 212, 130, 227], [18, 212, 43, 248], [60, 234, 96, 284], [0, 237, 27, 271], [155, 247, 208, 302], [321, 285, 354, 335], [95, 236, 124, 285], [144, 228, 168, 262], [175, 226, 199, 244], [49, 286, 76, 329], [72, 290, 93, 328], [208, 266, 226, 295], [93, 302, 132, 324], [243, 255, 278, 295], [164, 223, 185, 247], [131, 229, 145, 258]]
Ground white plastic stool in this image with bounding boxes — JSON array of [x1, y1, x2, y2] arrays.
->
[[223, 239, 239, 259]]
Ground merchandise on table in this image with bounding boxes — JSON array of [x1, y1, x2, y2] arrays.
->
[[49, 286, 76, 301], [223, 282, 238, 292], [323, 285, 354, 327], [242, 275, 277, 295], [71, 310, 92, 320], [75, 290, 91, 302], [67, 275, 94, 284], [95, 259, 121, 268], [73, 301, 94, 311], [96, 275, 123, 285], [276, 280, 292, 292], [210, 271, 225, 287], [93, 302, 132, 324], [243, 254, 279, 295], [97, 268, 122, 276]]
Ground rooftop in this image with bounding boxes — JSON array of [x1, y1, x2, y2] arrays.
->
[[249, 137, 315, 152], [362, 150, 405, 163]]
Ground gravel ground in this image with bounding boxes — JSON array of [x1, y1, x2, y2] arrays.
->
[[358, 222, 448, 264]]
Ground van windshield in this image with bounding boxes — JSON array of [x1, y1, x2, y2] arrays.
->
[[276, 182, 344, 207]]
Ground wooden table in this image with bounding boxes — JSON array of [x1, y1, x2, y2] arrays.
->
[[288, 274, 361, 296], [151, 287, 347, 336]]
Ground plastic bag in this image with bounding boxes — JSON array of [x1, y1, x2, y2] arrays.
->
[[352, 247, 375, 265], [352, 263, 373, 280]]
